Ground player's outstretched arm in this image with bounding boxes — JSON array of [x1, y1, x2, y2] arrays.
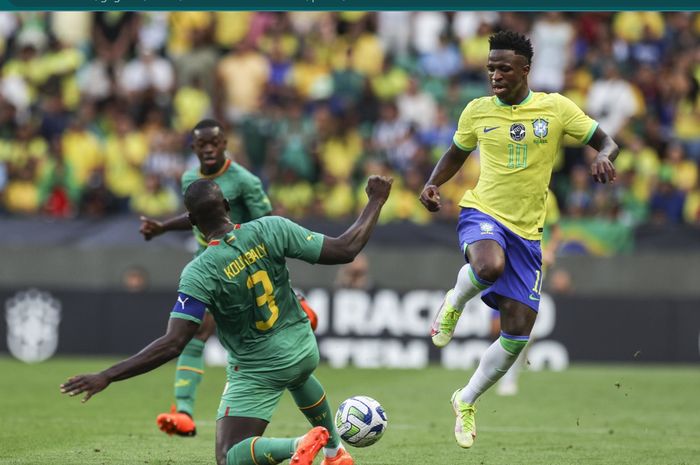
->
[[139, 213, 193, 241], [420, 143, 471, 212], [586, 126, 619, 184], [317, 175, 393, 265], [60, 318, 199, 403]]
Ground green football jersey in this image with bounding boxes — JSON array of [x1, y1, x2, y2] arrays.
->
[[177, 216, 324, 371], [181, 159, 272, 252]]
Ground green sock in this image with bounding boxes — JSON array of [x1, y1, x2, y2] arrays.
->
[[226, 436, 296, 465], [174, 338, 205, 416], [290, 375, 340, 449]]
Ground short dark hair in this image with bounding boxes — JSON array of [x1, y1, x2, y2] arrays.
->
[[192, 119, 224, 135], [489, 30, 534, 64], [184, 179, 224, 215]]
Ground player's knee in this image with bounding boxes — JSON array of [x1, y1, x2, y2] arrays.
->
[[216, 446, 227, 465], [218, 438, 241, 465], [472, 258, 504, 283]]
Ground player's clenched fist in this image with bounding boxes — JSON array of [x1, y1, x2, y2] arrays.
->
[[366, 175, 393, 202], [139, 216, 165, 241], [419, 184, 441, 212]]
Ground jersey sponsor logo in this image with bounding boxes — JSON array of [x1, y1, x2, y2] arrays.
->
[[528, 293, 541, 302], [5, 289, 62, 363], [177, 295, 190, 309], [510, 123, 526, 142], [306, 234, 315, 241], [479, 222, 495, 235], [484, 126, 499, 133]]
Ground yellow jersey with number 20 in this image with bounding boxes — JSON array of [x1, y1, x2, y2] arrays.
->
[[453, 91, 597, 240]]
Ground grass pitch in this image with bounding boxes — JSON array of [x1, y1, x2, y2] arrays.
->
[[1, 357, 699, 465]]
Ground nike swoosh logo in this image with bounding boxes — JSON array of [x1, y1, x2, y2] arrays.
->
[[528, 294, 540, 301], [484, 127, 499, 133]]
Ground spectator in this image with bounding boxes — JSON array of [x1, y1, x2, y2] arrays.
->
[[460, 21, 493, 81], [530, 12, 574, 92], [3, 163, 40, 215], [129, 173, 179, 218], [92, 12, 138, 63], [419, 33, 462, 79], [334, 252, 373, 290], [587, 63, 639, 138], [411, 12, 447, 55], [103, 112, 148, 211], [649, 168, 686, 225], [377, 12, 411, 58], [119, 46, 175, 102], [217, 41, 270, 123], [396, 78, 437, 131]]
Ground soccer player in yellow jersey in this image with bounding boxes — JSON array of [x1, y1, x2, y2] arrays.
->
[[420, 31, 619, 449]]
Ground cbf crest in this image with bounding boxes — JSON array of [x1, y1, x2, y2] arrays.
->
[[510, 123, 526, 142], [532, 118, 549, 141], [5, 289, 62, 363], [479, 222, 495, 235]]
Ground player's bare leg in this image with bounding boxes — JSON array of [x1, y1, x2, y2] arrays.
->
[[157, 312, 216, 436], [453, 296, 536, 448], [217, 416, 327, 465], [431, 240, 503, 347]]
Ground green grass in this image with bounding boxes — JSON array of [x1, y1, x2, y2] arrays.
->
[[1, 357, 699, 465]]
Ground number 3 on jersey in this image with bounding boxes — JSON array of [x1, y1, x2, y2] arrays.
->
[[247, 270, 279, 330]]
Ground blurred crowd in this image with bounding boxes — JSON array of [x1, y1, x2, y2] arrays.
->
[[0, 11, 699, 227]]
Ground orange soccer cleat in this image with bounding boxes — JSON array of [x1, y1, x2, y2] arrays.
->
[[290, 426, 329, 465], [156, 405, 197, 437], [321, 448, 355, 465], [295, 290, 319, 331]]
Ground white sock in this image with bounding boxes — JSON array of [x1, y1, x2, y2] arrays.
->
[[323, 445, 340, 458], [460, 338, 519, 404], [447, 264, 492, 312], [499, 350, 525, 386]]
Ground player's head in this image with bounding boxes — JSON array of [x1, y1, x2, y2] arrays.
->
[[192, 119, 227, 176], [487, 30, 533, 103], [184, 179, 230, 233]]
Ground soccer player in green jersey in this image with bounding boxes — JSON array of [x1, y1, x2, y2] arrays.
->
[[61, 175, 393, 465], [139, 119, 273, 436], [139, 119, 317, 437], [420, 31, 619, 449]]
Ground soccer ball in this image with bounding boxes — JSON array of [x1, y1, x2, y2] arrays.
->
[[334, 395, 388, 447]]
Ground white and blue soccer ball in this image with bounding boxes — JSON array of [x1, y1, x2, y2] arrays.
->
[[334, 395, 388, 447]]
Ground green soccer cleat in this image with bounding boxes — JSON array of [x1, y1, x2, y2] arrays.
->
[[430, 290, 461, 348], [451, 389, 476, 448]]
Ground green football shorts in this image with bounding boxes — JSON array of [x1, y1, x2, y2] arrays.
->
[[216, 348, 320, 421]]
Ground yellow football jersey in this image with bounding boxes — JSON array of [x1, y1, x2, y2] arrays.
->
[[454, 91, 597, 240]]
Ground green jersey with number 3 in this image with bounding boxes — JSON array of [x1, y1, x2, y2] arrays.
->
[[182, 159, 272, 253], [177, 216, 324, 371]]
